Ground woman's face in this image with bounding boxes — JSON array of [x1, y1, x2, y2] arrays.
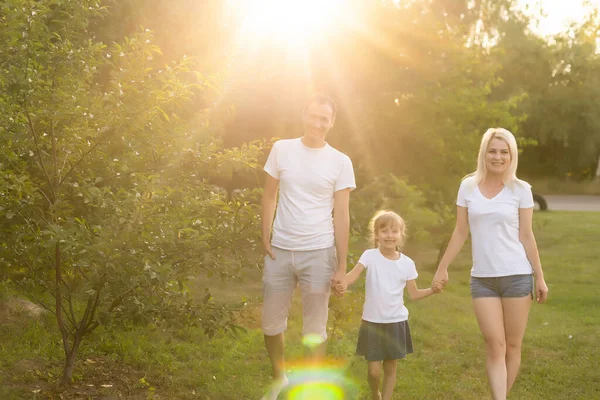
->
[[485, 137, 511, 176]]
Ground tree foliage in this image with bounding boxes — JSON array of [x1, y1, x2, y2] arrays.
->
[[0, 0, 262, 383]]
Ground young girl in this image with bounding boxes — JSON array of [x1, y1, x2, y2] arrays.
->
[[336, 210, 441, 400]]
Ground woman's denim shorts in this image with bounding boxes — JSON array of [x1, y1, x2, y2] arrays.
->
[[470, 274, 533, 299]]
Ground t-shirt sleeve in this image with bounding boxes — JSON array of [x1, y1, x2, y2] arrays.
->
[[357, 250, 372, 269], [456, 179, 469, 207], [335, 156, 356, 192], [263, 142, 280, 179], [518, 181, 535, 208], [406, 258, 418, 281]]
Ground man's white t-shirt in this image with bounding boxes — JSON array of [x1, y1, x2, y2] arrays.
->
[[457, 176, 535, 278], [264, 138, 356, 251], [358, 249, 418, 323]]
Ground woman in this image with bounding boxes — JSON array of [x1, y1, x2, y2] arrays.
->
[[433, 128, 549, 400]]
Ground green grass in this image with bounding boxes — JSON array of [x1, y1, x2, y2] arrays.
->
[[0, 211, 599, 399]]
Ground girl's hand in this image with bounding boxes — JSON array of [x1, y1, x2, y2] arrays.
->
[[535, 275, 549, 303], [432, 282, 444, 293], [334, 282, 347, 296]]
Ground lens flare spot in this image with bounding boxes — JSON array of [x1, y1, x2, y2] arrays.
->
[[280, 360, 358, 400], [302, 333, 324, 349], [288, 382, 344, 400]]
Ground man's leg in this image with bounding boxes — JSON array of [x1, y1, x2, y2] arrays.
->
[[262, 247, 296, 380], [297, 246, 337, 358], [264, 333, 285, 380]]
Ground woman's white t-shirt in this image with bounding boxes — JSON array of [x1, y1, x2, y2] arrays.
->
[[358, 249, 418, 323], [457, 176, 534, 278]]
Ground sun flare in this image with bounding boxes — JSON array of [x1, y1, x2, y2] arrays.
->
[[232, 0, 343, 44]]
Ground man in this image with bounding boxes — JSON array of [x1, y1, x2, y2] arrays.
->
[[260, 94, 355, 400]]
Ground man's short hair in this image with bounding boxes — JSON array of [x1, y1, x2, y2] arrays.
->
[[304, 94, 337, 120]]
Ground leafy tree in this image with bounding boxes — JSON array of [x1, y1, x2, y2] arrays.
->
[[0, 0, 262, 384]]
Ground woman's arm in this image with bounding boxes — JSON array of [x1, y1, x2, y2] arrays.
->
[[406, 279, 439, 301], [519, 207, 549, 303], [433, 206, 470, 285]]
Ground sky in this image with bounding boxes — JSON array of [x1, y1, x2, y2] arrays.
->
[[518, 0, 599, 36]]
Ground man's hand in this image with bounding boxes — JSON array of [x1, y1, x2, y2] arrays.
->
[[263, 241, 275, 260], [333, 282, 348, 296], [331, 268, 346, 297]]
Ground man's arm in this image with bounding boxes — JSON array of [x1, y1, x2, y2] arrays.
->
[[333, 188, 351, 277], [261, 175, 279, 259]]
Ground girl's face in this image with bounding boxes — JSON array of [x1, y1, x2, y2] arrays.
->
[[376, 222, 402, 251], [485, 137, 511, 176]]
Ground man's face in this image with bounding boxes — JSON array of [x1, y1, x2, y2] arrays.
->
[[302, 102, 335, 141]]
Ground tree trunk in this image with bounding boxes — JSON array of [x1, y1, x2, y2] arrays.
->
[[595, 153, 600, 180], [61, 336, 82, 385]]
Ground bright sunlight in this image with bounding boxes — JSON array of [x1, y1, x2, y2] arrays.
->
[[232, 0, 343, 44]]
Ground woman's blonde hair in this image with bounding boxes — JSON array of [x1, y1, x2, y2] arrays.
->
[[471, 127, 519, 185], [368, 210, 407, 250]]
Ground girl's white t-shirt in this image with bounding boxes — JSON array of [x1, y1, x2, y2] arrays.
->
[[358, 249, 418, 323], [264, 138, 356, 251], [457, 176, 535, 278]]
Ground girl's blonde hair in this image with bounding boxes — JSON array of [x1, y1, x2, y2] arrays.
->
[[369, 210, 407, 250], [471, 127, 519, 185]]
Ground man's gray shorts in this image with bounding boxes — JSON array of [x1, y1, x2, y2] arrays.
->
[[262, 246, 337, 340], [470, 274, 534, 299]]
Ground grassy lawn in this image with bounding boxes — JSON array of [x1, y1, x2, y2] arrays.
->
[[0, 211, 598, 399]]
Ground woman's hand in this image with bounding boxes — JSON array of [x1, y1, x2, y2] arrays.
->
[[432, 268, 449, 289], [535, 275, 549, 303]]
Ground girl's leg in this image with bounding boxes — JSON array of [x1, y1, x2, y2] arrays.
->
[[367, 361, 382, 400], [381, 359, 397, 400], [502, 296, 532, 393], [473, 298, 507, 400]]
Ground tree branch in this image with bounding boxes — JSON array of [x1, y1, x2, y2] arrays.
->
[[11, 280, 56, 317], [59, 127, 115, 185], [24, 107, 56, 201], [55, 243, 71, 357]]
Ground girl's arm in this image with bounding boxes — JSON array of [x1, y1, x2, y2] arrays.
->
[[406, 279, 439, 301], [345, 263, 365, 286], [433, 206, 470, 286], [519, 207, 549, 303], [334, 263, 365, 295]]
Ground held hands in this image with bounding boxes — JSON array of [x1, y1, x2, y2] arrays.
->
[[432, 268, 449, 293], [432, 269, 448, 286], [333, 281, 348, 296], [331, 265, 347, 297], [431, 281, 444, 293]]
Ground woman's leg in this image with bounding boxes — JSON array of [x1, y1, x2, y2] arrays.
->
[[381, 359, 397, 400], [502, 296, 532, 393], [367, 361, 382, 400], [473, 298, 507, 400]]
